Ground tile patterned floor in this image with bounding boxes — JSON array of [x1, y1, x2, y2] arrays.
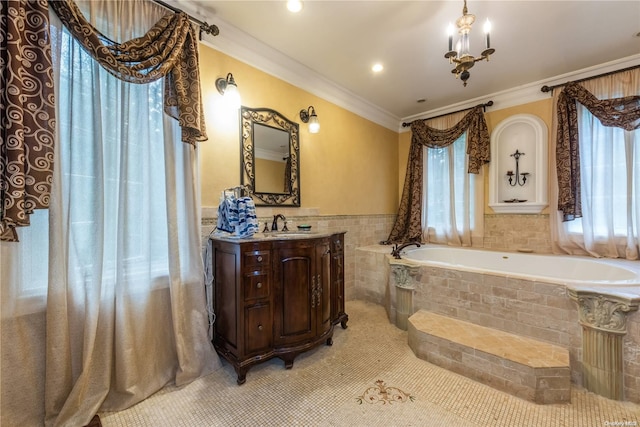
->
[[101, 300, 640, 427]]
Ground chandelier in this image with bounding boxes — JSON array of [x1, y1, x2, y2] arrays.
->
[[444, 0, 495, 86]]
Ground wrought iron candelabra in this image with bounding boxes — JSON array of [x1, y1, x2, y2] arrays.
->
[[506, 149, 529, 186]]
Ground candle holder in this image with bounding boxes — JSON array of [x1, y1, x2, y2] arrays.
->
[[507, 149, 528, 186]]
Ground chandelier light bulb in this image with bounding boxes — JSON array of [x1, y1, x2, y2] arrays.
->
[[483, 18, 492, 33], [483, 19, 492, 49]]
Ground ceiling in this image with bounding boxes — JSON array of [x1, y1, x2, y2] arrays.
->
[[174, 1, 640, 124]]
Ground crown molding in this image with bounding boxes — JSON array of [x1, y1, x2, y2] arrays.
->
[[177, 0, 639, 135], [197, 16, 401, 131], [400, 54, 640, 132]]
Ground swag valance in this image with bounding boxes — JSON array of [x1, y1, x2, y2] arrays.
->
[[384, 106, 490, 244], [556, 82, 640, 220], [49, 0, 207, 145]]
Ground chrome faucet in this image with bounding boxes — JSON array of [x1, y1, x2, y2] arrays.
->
[[271, 214, 287, 231], [391, 241, 421, 259]]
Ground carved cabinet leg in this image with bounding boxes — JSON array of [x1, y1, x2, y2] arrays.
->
[[341, 318, 349, 329], [236, 367, 248, 385]]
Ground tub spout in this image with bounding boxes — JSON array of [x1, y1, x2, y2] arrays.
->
[[391, 242, 421, 259]]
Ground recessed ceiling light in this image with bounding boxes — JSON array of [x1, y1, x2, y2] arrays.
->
[[287, 0, 302, 13], [372, 63, 384, 73]]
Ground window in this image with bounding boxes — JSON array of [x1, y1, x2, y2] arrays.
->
[[423, 133, 483, 245], [553, 72, 640, 259], [3, 9, 179, 314], [566, 104, 639, 239]]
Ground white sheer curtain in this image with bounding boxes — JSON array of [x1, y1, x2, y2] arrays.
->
[[422, 113, 484, 246], [1, 1, 219, 426], [550, 69, 640, 259]]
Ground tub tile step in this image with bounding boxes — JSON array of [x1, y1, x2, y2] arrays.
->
[[408, 310, 571, 404]]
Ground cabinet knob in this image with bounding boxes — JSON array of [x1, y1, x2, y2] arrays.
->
[[256, 282, 262, 289], [258, 324, 263, 331], [257, 255, 263, 262]]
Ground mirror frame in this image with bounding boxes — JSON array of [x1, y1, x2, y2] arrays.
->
[[240, 106, 300, 206]]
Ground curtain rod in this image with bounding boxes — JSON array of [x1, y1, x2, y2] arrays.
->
[[540, 63, 640, 93], [151, 0, 219, 40], [401, 100, 493, 128]]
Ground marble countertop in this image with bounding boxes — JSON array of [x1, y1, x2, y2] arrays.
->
[[209, 230, 346, 243]]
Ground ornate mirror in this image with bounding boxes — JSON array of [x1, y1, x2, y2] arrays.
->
[[240, 106, 300, 206]]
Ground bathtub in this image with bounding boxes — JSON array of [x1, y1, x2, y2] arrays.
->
[[399, 245, 640, 287], [382, 243, 640, 402]]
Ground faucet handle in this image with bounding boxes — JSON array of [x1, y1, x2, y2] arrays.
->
[[282, 221, 289, 232]]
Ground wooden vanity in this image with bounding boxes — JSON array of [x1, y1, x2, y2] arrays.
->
[[209, 232, 348, 384]]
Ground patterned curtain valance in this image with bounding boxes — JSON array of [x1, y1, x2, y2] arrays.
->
[[556, 82, 640, 220], [1, 0, 56, 242], [383, 106, 490, 244], [410, 105, 490, 174], [49, 0, 207, 145]]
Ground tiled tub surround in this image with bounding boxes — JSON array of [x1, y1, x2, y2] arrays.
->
[[354, 245, 640, 404]]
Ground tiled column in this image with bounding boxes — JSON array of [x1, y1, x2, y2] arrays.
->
[[568, 289, 639, 400]]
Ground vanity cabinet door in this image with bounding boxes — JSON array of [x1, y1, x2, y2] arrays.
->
[[273, 243, 316, 346]]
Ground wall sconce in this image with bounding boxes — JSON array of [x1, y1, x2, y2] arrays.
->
[[299, 106, 320, 133], [216, 73, 241, 109]]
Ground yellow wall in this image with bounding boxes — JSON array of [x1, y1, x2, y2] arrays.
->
[[198, 44, 399, 215]]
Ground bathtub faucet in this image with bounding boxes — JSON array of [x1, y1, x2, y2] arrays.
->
[[391, 241, 421, 259]]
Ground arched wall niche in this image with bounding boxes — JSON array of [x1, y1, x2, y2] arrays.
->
[[489, 114, 548, 214]]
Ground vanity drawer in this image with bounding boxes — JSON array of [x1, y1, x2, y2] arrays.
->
[[244, 303, 272, 355], [242, 250, 271, 271], [243, 272, 270, 301]]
